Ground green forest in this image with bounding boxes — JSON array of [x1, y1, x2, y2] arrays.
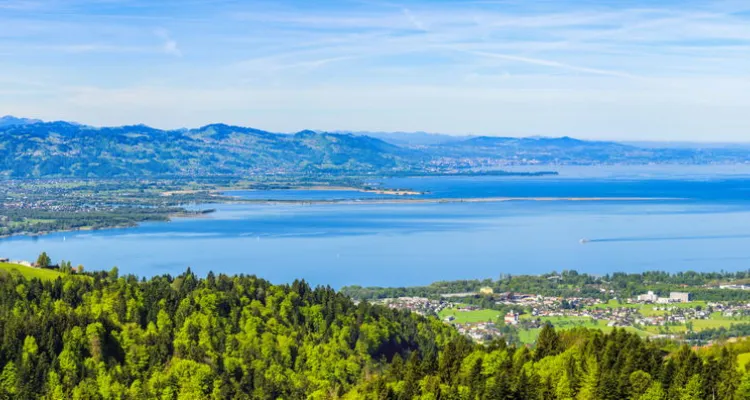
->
[[1, 268, 750, 399]]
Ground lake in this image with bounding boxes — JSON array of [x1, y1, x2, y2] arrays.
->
[[2, 167, 750, 287]]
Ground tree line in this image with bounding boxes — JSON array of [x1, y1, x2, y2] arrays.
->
[[1, 268, 750, 399], [342, 269, 750, 303]]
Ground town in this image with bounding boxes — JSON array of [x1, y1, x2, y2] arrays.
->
[[375, 286, 750, 345]]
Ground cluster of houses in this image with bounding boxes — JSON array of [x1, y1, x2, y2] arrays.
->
[[1, 199, 90, 212], [378, 297, 449, 316], [454, 322, 504, 342], [378, 287, 750, 342], [425, 157, 536, 174], [635, 313, 705, 328], [709, 302, 750, 318], [0, 257, 61, 270], [529, 303, 638, 327], [0, 257, 32, 267]]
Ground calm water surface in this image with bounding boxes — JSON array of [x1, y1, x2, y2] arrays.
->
[[3, 167, 750, 287]]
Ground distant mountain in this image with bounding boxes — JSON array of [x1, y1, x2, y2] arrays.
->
[[623, 141, 750, 150], [2, 118, 750, 178], [345, 131, 474, 146], [0, 115, 42, 127], [434, 136, 750, 165], [0, 122, 426, 177]]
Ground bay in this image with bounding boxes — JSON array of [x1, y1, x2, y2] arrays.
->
[[2, 167, 750, 287]]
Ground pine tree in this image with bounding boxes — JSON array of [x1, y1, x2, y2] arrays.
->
[[628, 370, 652, 399], [577, 356, 600, 400], [556, 369, 575, 400], [679, 375, 703, 400], [535, 323, 561, 361]]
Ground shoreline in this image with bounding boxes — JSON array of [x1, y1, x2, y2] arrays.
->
[[224, 185, 425, 196], [161, 185, 425, 197], [299, 186, 424, 196], [0, 210, 211, 240], [1, 196, 681, 240], [222, 196, 681, 205], [0, 224, 132, 240]]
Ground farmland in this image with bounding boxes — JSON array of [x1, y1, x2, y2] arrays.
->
[[438, 307, 502, 324]]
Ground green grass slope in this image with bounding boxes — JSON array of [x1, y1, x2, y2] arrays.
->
[[0, 262, 62, 280]]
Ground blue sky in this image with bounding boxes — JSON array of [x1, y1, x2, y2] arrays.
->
[[1, 0, 749, 140]]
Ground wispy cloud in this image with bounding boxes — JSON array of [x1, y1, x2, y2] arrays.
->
[[401, 8, 427, 31], [1, 0, 750, 139], [466, 50, 639, 79], [155, 28, 181, 57]]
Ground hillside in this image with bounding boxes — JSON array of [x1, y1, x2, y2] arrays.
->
[[0, 122, 423, 177], [1, 269, 748, 399], [0, 262, 62, 280]]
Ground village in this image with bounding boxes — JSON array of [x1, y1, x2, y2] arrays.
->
[[375, 287, 750, 344]]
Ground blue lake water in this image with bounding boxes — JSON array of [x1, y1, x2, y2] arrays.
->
[[2, 167, 750, 287]]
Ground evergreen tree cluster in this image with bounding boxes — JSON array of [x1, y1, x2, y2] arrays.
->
[[0, 269, 748, 399]]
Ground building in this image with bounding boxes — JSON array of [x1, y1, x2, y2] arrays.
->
[[669, 292, 690, 303], [479, 287, 494, 295], [719, 284, 750, 290], [504, 312, 519, 325], [637, 291, 658, 302]]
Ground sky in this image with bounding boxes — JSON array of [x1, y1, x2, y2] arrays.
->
[[1, 0, 749, 141]]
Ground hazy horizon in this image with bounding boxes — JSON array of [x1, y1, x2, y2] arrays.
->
[[6, 114, 750, 145]]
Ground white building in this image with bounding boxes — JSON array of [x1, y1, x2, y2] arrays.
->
[[669, 292, 690, 303], [637, 291, 658, 302]]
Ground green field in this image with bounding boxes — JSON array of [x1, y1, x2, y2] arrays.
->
[[0, 262, 63, 280], [640, 316, 740, 335], [588, 299, 707, 313], [519, 328, 541, 344], [692, 318, 738, 331], [540, 316, 600, 328], [438, 308, 502, 324], [516, 316, 651, 344], [438, 306, 658, 344]]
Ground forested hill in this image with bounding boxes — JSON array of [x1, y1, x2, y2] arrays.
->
[[0, 121, 423, 178], [3, 117, 750, 177], [2, 269, 750, 399]]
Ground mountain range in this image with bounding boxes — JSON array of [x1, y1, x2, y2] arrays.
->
[[1, 116, 749, 178]]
